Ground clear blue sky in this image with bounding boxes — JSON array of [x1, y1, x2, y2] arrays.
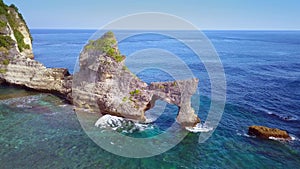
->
[[4, 0, 300, 30]]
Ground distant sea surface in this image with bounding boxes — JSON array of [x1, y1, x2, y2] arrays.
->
[[0, 29, 299, 168]]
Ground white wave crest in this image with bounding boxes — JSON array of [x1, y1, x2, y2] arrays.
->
[[185, 123, 213, 133], [269, 135, 298, 142], [95, 114, 151, 133], [268, 136, 287, 141], [95, 114, 124, 128]]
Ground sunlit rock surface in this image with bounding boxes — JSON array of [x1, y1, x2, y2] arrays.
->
[[73, 32, 200, 126]]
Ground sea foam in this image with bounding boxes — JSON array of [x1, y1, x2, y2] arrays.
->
[[95, 114, 151, 133], [185, 123, 213, 133]]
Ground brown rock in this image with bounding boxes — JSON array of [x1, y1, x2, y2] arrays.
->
[[248, 125, 291, 140]]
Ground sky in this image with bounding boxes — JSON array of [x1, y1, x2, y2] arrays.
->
[[3, 0, 300, 30]]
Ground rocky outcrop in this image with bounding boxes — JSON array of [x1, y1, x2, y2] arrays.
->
[[3, 58, 72, 100], [0, 1, 201, 126], [73, 31, 200, 126], [0, 56, 72, 101], [248, 125, 291, 140], [0, 1, 72, 100]]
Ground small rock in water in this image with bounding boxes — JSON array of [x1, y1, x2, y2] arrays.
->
[[248, 125, 291, 140]]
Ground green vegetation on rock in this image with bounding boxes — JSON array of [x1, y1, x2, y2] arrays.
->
[[8, 3, 32, 42], [159, 85, 165, 89], [130, 89, 141, 96], [0, 0, 32, 52], [0, 68, 6, 74], [2, 58, 9, 65], [85, 31, 125, 62], [14, 29, 30, 52], [122, 97, 128, 102], [6, 11, 28, 52], [0, 46, 8, 55], [0, 20, 6, 28], [122, 65, 129, 71], [103, 31, 114, 39], [0, 35, 14, 49], [0, 0, 6, 15], [113, 54, 125, 62]]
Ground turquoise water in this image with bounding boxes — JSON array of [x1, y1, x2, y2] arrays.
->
[[1, 94, 299, 168], [0, 30, 300, 168]]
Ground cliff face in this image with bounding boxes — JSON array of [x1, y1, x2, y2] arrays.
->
[[73, 32, 200, 126], [0, 1, 33, 59], [0, 1, 72, 100]]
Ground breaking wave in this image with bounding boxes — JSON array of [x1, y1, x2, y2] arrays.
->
[[95, 115, 153, 133], [185, 123, 213, 133]]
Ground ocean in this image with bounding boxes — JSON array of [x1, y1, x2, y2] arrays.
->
[[0, 29, 299, 168]]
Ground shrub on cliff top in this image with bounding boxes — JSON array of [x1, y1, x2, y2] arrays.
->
[[85, 32, 125, 62], [103, 31, 114, 39], [9, 4, 18, 12]]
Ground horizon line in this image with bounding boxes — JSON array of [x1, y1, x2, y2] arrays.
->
[[29, 28, 300, 31]]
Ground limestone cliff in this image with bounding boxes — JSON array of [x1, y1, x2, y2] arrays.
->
[[73, 32, 200, 126], [0, 1, 33, 59], [0, 1, 72, 100]]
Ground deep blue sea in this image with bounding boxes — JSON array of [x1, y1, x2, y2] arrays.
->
[[0, 30, 299, 168]]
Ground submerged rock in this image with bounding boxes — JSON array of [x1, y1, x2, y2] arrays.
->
[[248, 125, 291, 140], [73, 31, 201, 126]]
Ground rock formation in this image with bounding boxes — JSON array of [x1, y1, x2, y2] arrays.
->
[[0, 1, 72, 101], [73, 31, 200, 126], [248, 125, 291, 140], [0, 1, 200, 127]]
